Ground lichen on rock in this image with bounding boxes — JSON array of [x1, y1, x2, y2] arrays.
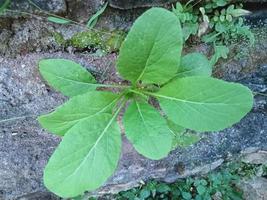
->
[[68, 30, 126, 52]]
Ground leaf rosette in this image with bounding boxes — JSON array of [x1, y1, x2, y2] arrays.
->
[[38, 8, 253, 198]]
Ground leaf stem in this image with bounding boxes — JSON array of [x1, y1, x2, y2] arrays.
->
[[97, 83, 130, 89], [128, 89, 149, 99], [141, 90, 160, 98], [112, 96, 128, 119]]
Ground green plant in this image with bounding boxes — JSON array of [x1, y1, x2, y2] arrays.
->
[[227, 161, 267, 178], [38, 8, 253, 198], [117, 169, 243, 200], [87, 2, 108, 29], [116, 159, 267, 200], [172, 0, 254, 64], [172, 1, 199, 41]]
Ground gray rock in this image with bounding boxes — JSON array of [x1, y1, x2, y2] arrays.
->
[[107, 0, 177, 9], [242, 151, 267, 165], [8, 0, 67, 15], [239, 177, 267, 200], [0, 18, 86, 57], [107, 0, 267, 9], [66, 0, 104, 22], [16, 192, 58, 200]]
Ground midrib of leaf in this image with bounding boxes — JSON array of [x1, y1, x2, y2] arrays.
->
[[50, 96, 120, 128], [134, 41, 155, 85], [135, 101, 162, 153], [136, 101, 146, 125], [144, 91, 245, 106], [57, 99, 125, 183], [43, 70, 97, 86], [134, 24, 162, 85], [168, 126, 177, 138]]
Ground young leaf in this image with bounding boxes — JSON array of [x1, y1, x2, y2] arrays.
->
[[196, 185, 206, 195], [87, 2, 108, 29], [47, 16, 71, 24], [117, 8, 183, 85], [182, 22, 199, 41], [38, 91, 119, 136], [39, 59, 97, 97], [210, 45, 229, 66], [228, 9, 251, 18], [155, 77, 253, 132], [177, 52, 212, 78], [123, 101, 173, 160], [167, 120, 200, 148], [44, 113, 121, 198]]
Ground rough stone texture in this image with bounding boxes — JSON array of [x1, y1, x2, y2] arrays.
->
[[107, 0, 267, 9], [239, 177, 267, 200], [107, 0, 177, 9], [66, 0, 104, 22], [8, 0, 67, 14], [242, 150, 267, 164], [238, 149, 267, 200], [0, 18, 88, 57]]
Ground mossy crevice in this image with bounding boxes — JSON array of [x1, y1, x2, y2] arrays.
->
[[53, 30, 126, 53]]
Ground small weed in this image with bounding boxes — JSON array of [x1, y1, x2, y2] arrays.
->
[[172, 0, 255, 65], [115, 161, 267, 200], [116, 169, 243, 200]]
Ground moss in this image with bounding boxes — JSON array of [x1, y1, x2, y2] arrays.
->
[[68, 30, 126, 52], [103, 30, 126, 52], [52, 29, 126, 52], [69, 31, 101, 49]]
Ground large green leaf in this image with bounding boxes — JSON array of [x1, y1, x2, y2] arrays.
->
[[123, 101, 173, 160], [155, 77, 253, 131], [177, 53, 212, 78], [39, 91, 119, 136], [44, 113, 121, 198], [39, 59, 97, 97], [117, 8, 183, 85]]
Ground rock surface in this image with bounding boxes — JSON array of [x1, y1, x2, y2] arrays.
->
[[0, 25, 267, 199], [239, 177, 267, 200], [242, 150, 267, 164], [5, 0, 67, 15], [107, 0, 177, 9]]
